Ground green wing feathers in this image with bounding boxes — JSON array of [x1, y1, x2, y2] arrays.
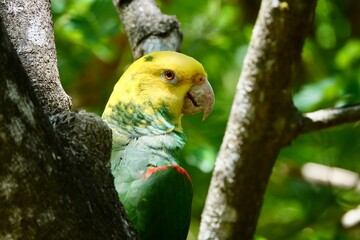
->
[[122, 165, 193, 240]]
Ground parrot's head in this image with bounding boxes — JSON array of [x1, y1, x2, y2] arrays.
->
[[103, 51, 214, 135]]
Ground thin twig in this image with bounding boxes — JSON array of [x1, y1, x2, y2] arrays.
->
[[300, 104, 360, 134]]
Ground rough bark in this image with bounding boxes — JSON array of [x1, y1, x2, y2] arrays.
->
[[112, 0, 182, 59], [0, 0, 71, 116], [199, 1, 317, 239], [0, 5, 136, 240]]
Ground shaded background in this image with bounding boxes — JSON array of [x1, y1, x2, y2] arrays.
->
[[52, 0, 360, 239]]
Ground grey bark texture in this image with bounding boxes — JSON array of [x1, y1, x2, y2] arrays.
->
[[0, 0, 71, 116], [0, 3, 136, 240], [113, 0, 182, 59]]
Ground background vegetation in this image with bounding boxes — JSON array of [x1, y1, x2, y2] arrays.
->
[[52, 0, 360, 239]]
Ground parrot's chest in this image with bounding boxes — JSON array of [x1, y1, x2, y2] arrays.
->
[[110, 133, 192, 240], [112, 133, 183, 173]]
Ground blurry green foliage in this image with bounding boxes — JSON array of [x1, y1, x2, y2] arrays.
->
[[52, 0, 360, 239]]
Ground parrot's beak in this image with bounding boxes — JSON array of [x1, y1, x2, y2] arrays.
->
[[182, 78, 214, 120]]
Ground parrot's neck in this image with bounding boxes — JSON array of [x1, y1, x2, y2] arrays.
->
[[105, 102, 186, 168], [105, 102, 182, 136]]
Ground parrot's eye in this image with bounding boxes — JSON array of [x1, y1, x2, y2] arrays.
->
[[161, 70, 178, 84]]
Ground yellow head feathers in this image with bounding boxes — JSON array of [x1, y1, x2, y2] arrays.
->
[[103, 51, 214, 132]]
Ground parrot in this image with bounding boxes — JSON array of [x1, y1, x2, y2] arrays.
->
[[102, 51, 214, 240]]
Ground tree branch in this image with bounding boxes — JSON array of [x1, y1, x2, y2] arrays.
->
[[112, 0, 182, 59], [0, 0, 71, 116], [199, 1, 317, 239], [300, 104, 360, 134]]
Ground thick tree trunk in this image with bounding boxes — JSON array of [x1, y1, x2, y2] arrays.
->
[[0, 3, 136, 240]]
